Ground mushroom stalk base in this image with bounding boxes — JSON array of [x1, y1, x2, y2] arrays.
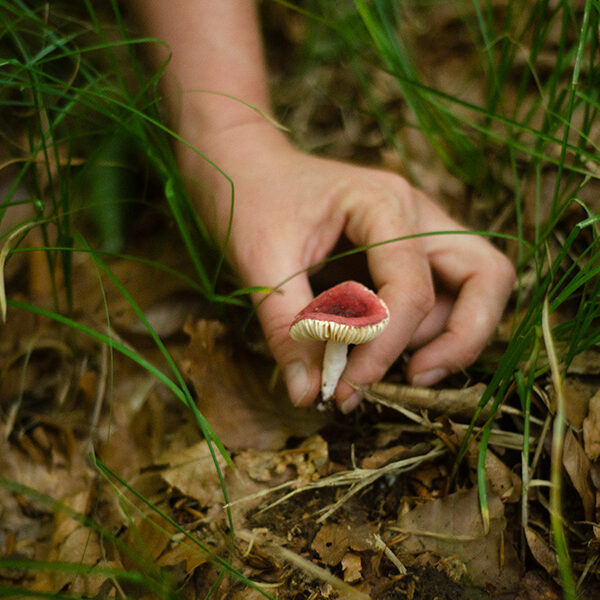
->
[[321, 340, 349, 404]]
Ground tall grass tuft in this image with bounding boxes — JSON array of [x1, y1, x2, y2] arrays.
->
[[274, 0, 600, 595], [0, 1, 270, 598], [319, 0, 599, 596]]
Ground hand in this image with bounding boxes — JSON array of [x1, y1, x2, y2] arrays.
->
[[181, 120, 515, 413]]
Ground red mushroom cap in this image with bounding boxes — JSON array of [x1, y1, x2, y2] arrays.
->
[[289, 281, 389, 345]]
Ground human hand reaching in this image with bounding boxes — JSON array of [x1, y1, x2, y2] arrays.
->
[[180, 121, 516, 413]]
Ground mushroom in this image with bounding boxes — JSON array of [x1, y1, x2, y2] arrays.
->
[[289, 281, 390, 409]]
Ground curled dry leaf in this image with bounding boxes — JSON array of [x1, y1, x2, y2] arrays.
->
[[568, 349, 600, 376], [158, 536, 211, 573], [547, 378, 597, 429], [32, 489, 104, 595], [524, 527, 559, 582], [583, 389, 600, 461], [360, 444, 408, 470], [234, 434, 328, 485], [452, 423, 521, 503], [120, 511, 174, 572], [518, 570, 562, 600], [562, 428, 595, 520]]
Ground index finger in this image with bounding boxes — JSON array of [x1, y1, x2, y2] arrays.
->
[[336, 181, 436, 406]]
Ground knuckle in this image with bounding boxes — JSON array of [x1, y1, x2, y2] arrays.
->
[[497, 255, 517, 286], [410, 282, 436, 319], [263, 317, 295, 355]]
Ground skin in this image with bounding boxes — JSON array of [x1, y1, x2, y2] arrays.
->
[[131, 0, 516, 413]]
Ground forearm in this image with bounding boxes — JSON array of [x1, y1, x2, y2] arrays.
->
[[130, 0, 274, 136]]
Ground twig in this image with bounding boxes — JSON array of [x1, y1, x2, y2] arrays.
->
[[372, 533, 407, 575], [360, 381, 492, 423], [254, 443, 447, 522], [236, 529, 371, 600]]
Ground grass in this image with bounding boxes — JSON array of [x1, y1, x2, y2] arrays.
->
[[0, 1, 269, 598], [332, 1, 599, 596], [1, 0, 600, 597]]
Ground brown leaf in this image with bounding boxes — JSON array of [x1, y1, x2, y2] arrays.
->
[[518, 570, 562, 600], [583, 389, 600, 461], [568, 349, 600, 376], [158, 537, 210, 572], [119, 511, 177, 579], [341, 552, 363, 583], [31, 489, 105, 595], [562, 429, 594, 520], [366, 382, 490, 423], [558, 379, 596, 429], [233, 434, 328, 485], [159, 440, 228, 506], [181, 318, 328, 450], [454, 423, 521, 502], [392, 487, 519, 592], [524, 527, 559, 581], [311, 523, 375, 566]]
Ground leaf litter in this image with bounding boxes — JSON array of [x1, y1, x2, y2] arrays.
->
[[2, 2, 600, 599]]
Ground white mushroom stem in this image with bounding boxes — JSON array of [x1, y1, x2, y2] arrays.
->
[[321, 340, 349, 401]]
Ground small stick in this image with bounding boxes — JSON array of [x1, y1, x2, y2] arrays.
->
[[357, 381, 493, 423]]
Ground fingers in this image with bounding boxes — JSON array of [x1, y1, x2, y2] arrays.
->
[[407, 241, 515, 385], [251, 271, 323, 408], [334, 178, 515, 411], [336, 182, 436, 409], [407, 292, 454, 348]]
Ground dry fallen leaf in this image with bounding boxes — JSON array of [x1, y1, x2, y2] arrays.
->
[[360, 444, 408, 470], [365, 382, 490, 422], [233, 434, 328, 486], [120, 511, 174, 571], [159, 439, 228, 506], [158, 536, 211, 572], [391, 486, 519, 592], [583, 389, 600, 461], [518, 570, 562, 600], [453, 423, 521, 503], [181, 318, 329, 450], [341, 552, 363, 583], [562, 428, 594, 520], [524, 526, 559, 582], [311, 523, 376, 566], [32, 489, 104, 595], [551, 378, 597, 429]]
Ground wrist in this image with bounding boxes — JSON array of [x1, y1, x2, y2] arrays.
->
[[175, 116, 296, 241], [178, 114, 293, 179]]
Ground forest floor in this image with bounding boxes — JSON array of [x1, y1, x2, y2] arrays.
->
[[1, 3, 600, 599]]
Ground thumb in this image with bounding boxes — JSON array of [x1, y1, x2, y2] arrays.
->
[[253, 275, 323, 407]]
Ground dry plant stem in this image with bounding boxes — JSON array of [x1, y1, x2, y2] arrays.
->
[[373, 533, 407, 575], [316, 443, 446, 523], [542, 296, 576, 595], [236, 529, 370, 600], [1, 222, 41, 322], [248, 442, 447, 522], [361, 381, 491, 422]]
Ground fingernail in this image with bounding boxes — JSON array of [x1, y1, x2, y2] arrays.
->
[[341, 391, 363, 414], [284, 361, 310, 406], [412, 368, 448, 387]]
